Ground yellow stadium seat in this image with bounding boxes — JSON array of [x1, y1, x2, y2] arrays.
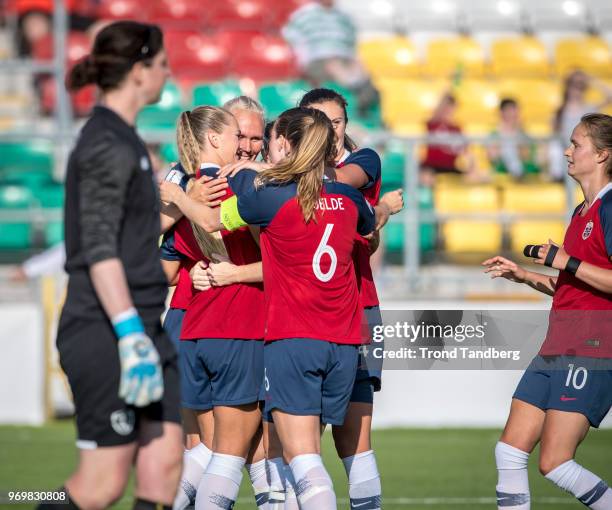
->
[[510, 221, 567, 254], [468, 144, 493, 174], [523, 121, 554, 137], [502, 184, 566, 213], [424, 36, 485, 78], [585, 80, 612, 116], [575, 185, 584, 207], [497, 79, 562, 128], [378, 78, 448, 135], [443, 221, 502, 253], [555, 37, 612, 78], [491, 36, 551, 78], [358, 36, 420, 79], [434, 184, 499, 213], [454, 80, 500, 128]]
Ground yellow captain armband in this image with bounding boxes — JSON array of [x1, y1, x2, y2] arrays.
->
[[220, 195, 248, 231]]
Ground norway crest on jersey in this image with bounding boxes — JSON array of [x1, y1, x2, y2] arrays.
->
[[582, 220, 594, 240]]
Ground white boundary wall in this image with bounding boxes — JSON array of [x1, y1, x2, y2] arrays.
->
[[0, 299, 610, 428], [0, 304, 45, 425]]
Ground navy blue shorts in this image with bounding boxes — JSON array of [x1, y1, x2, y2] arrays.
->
[[162, 307, 185, 353], [180, 338, 264, 410], [514, 355, 612, 428], [351, 305, 383, 403], [264, 338, 358, 425]]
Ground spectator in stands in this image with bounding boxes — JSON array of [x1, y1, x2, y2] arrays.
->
[[549, 71, 612, 180], [421, 93, 471, 185], [281, 0, 378, 114], [12, 0, 98, 57], [488, 98, 541, 179]]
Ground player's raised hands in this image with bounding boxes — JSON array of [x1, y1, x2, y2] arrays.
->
[[482, 255, 528, 283], [190, 261, 211, 291], [380, 188, 404, 215], [217, 160, 272, 178], [159, 181, 184, 205], [531, 240, 569, 270], [206, 258, 239, 287], [188, 175, 228, 207]]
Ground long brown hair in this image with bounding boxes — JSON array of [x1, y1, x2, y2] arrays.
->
[[176, 106, 235, 261], [299, 88, 358, 152], [256, 107, 336, 223], [580, 113, 612, 179]]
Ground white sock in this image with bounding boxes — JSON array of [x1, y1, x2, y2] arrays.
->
[[174, 443, 213, 510], [342, 450, 381, 510], [290, 454, 336, 510], [495, 442, 531, 509], [195, 453, 244, 510], [267, 457, 286, 510], [283, 463, 300, 510], [246, 459, 270, 509], [545, 460, 612, 509]]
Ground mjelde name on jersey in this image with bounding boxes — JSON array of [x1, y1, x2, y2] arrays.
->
[[316, 197, 345, 211]]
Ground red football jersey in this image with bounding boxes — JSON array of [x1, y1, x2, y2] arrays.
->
[[233, 176, 376, 344], [173, 167, 264, 340], [337, 148, 382, 308], [540, 185, 612, 358], [169, 264, 194, 310]]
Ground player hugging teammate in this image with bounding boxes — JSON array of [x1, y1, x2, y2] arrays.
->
[[160, 94, 403, 509], [483, 113, 612, 510]]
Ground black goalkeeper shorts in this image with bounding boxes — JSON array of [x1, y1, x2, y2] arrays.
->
[[56, 310, 181, 448]]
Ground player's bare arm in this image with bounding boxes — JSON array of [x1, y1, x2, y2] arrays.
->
[[375, 189, 404, 229], [161, 259, 181, 286], [534, 242, 612, 294], [159, 181, 222, 232], [482, 255, 557, 296], [335, 162, 370, 188]]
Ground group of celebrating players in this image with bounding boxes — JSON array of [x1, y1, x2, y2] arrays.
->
[[36, 18, 612, 510]]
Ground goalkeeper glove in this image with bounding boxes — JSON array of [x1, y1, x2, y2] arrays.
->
[[112, 308, 164, 407]]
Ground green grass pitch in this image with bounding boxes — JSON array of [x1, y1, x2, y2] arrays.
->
[[1, 420, 610, 509]]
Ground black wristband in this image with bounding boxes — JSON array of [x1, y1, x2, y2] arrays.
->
[[544, 245, 559, 267], [565, 256, 582, 275]]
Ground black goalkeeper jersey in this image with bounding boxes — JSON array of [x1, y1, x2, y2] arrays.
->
[[62, 105, 167, 319]]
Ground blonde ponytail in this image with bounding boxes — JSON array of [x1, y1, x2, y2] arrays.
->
[[176, 106, 236, 261], [256, 107, 336, 223]]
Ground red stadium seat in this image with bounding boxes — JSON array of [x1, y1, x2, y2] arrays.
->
[[219, 31, 298, 81], [148, 0, 207, 30], [207, 0, 269, 30], [40, 78, 96, 117], [32, 31, 91, 67], [97, 0, 150, 21], [164, 31, 229, 81]]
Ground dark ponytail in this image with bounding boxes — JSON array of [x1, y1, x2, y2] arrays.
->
[[299, 88, 358, 152], [67, 21, 163, 92]]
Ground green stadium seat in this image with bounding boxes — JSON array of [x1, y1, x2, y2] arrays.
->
[[191, 80, 242, 107], [381, 142, 406, 188], [45, 221, 63, 246], [32, 185, 64, 247], [0, 185, 34, 249], [259, 80, 310, 119], [0, 140, 54, 173], [137, 82, 183, 131], [32, 184, 64, 208], [383, 186, 436, 254], [160, 143, 180, 165], [1, 168, 54, 187]]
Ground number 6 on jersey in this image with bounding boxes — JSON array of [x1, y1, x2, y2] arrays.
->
[[313, 224, 337, 282]]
